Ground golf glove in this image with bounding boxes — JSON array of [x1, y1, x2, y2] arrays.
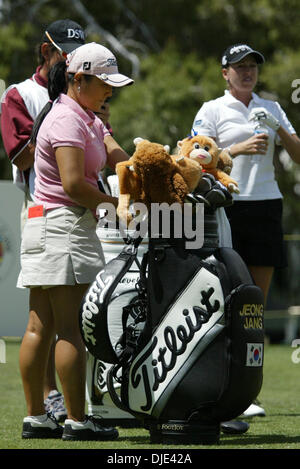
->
[[249, 108, 280, 131]]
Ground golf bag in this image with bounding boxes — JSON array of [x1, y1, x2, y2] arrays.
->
[[85, 224, 148, 426], [79, 183, 264, 444], [85, 174, 146, 426]]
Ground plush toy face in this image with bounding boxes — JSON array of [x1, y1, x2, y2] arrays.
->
[[177, 135, 220, 169], [176, 134, 239, 193]]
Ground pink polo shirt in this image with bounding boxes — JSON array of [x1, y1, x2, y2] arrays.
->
[[34, 93, 110, 210]]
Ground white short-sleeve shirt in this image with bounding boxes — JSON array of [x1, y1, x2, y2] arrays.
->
[[192, 90, 296, 201]]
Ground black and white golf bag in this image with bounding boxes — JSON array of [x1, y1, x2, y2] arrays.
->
[[79, 180, 264, 444], [85, 174, 146, 426], [85, 223, 148, 426]]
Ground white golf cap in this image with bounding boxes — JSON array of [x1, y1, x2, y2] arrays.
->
[[66, 42, 134, 88]]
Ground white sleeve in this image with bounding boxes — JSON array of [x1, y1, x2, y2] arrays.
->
[[192, 101, 217, 138], [273, 101, 297, 145]]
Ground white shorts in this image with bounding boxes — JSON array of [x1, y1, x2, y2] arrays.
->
[[18, 206, 105, 288]]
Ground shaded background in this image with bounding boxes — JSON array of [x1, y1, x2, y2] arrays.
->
[[0, 0, 300, 340]]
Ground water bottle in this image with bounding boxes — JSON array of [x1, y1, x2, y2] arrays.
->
[[252, 120, 269, 163]]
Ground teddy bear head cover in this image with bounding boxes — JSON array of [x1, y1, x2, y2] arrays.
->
[[177, 135, 239, 193], [115, 138, 203, 225]]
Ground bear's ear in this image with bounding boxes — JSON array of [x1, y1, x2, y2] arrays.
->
[[133, 137, 144, 146], [164, 145, 170, 153], [177, 140, 183, 149]]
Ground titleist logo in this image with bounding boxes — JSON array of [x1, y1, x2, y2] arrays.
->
[[128, 268, 224, 414], [80, 271, 113, 346]]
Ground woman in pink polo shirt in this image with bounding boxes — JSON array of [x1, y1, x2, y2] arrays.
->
[[19, 43, 133, 441]]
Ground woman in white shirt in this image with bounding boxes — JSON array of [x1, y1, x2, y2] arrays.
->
[[192, 43, 300, 304]]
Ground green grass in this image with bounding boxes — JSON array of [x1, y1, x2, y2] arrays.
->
[[1, 338, 300, 450]]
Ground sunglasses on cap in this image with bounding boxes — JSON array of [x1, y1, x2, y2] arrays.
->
[[45, 31, 68, 59]]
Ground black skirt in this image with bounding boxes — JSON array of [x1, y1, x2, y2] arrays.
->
[[225, 199, 287, 268]]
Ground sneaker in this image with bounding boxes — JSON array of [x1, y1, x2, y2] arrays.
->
[[44, 390, 67, 422], [22, 413, 63, 439], [62, 415, 119, 441], [242, 400, 266, 418]]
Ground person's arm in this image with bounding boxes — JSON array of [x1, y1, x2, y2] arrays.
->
[[13, 143, 35, 171], [104, 134, 130, 170], [192, 103, 267, 158], [228, 133, 268, 158], [203, 133, 268, 158], [55, 146, 119, 209], [0, 87, 35, 170], [245, 107, 300, 163], [228, 130, 300, 163], [276, 128, 300, 164]]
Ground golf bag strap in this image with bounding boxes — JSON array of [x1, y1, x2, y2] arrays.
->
[[107, 365, 133, 414]]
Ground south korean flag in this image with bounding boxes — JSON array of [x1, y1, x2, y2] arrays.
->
[[246, 343, 263, 367]]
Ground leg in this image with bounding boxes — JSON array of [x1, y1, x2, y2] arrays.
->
[[248, 265, 274, 305], [43, 338, 67, 423], [21, 200, 59, 402], [43, 338, 59, 400], [48, 284, 88, 422], [19, 287, 55, 416]]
